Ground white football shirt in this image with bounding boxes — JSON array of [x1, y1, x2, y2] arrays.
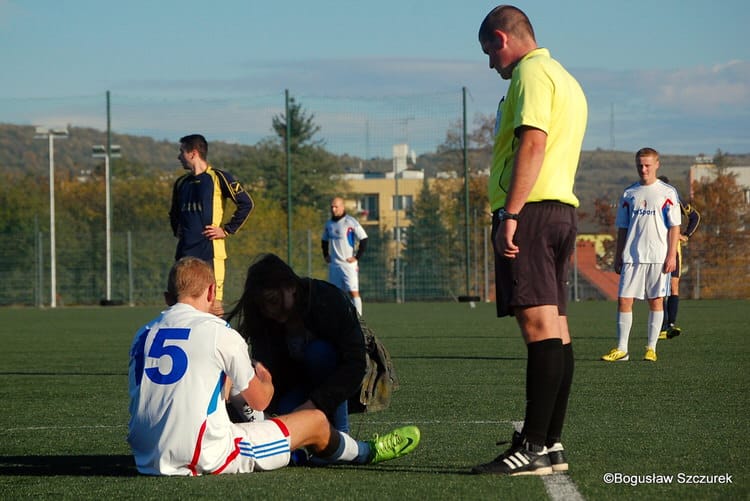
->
[[615, 180, 681, 264], [127, 303, 256, 475], [322, 214, 368, 264]]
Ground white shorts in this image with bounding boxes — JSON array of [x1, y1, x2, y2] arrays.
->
[[328, 261, 359, 293], [220, 418, 291, 474], [618, 263, 670, 300]]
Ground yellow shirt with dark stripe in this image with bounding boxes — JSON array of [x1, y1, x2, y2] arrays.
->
[[169, 165, 253, 262]]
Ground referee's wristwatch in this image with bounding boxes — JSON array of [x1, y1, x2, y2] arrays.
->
[[498, 209, 519, 221]]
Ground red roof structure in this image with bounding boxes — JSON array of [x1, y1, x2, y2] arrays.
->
[[573, 240, 619, 300]]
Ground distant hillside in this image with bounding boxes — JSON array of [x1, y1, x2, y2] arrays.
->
[[2, 122, 747, 234], [0, 124, 260, 177]]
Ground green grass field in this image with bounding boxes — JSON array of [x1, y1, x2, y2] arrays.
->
[[0, 300, 747, 500]]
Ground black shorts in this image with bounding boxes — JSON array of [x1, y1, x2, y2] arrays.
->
[[493, 201, 577, 317]]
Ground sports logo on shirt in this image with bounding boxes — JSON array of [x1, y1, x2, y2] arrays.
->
[[632, 199, 655, 216]]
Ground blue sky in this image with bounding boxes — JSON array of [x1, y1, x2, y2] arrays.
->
[[1, 0, 749, 156]]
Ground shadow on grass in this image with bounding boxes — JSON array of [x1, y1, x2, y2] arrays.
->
[[0, 454, 138, 476], [396, 355, 526, 361], [0, 372, 127, 376], [0, 455, 474, 477], [329, 463, 475, 475]]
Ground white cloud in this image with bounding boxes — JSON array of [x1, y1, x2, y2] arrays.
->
[[651, 60, 750, 113], [3, 56, 748, 155], [572, 61, 750, 153]]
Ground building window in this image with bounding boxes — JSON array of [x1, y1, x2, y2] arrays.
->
[[392, 195, 413, 211], [357, 194, 379, 221]]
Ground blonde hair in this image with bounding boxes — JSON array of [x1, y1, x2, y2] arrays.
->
[[167, 257, 215, 300], [636, 147, 659, 161]]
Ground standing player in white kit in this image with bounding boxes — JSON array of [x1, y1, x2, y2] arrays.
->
[[602, 147, 681, 363], [322, 197, 368, 316]]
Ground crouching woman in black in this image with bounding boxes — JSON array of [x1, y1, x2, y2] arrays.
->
[[227, 253, 365, 433]]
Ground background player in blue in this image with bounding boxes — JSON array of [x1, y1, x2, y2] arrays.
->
[[657, 176, 701, 339], [170, 134, 254, 316], [127, 256, 421, 476], [322, 197, 368, 316]]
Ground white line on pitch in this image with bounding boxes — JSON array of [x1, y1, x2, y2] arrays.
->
[[544, 474, 585, 501], [2, 424, 123, 432], [511, 420, 586, 501]]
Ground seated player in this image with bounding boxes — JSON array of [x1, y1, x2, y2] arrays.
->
[[127, 256, 420, 475]]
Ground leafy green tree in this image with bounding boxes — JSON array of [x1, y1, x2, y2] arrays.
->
[[264, 97, 342, 210], [590, 197, 617, 268], [402, 179, 456, 300], [690, 169, 750, 299], [432, 115, 492, 296], [272, 97, 323, 152], [223, 190, 328, 299], [357, 224, 391, 300], [0, 172, 48, 304]]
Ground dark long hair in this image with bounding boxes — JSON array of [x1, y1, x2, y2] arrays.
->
[[226, 253, 304, 341]]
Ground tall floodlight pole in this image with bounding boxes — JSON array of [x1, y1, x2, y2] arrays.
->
[[285, 89, 292, 265], [106, 91, 112, 301], [393, 146, 400, 303], [392, 142, 409, 304], [92, 142, 121, 303], [463, 86, 471, 298], [393, 116, 413, 304], [34, 126, 68, 308], [93, 91, 122, 303]]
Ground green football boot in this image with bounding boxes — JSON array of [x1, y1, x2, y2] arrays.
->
[[368, 425, 421, 464]]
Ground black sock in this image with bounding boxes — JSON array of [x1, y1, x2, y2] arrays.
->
[[546, 343, 574, 447], [667, 294, 679, 326], [521, 338, 563, 448]]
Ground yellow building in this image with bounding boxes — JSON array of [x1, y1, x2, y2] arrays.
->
[[338, 170, 426, 240]]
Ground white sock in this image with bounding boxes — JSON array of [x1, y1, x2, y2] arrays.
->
[[320, 431, 371, 464], [647, 310, 664, 349], [617, 311, 633, 353], [352, 296, 362, 316]]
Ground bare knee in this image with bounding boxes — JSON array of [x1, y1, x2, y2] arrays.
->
[[647, 297, 664, 311], [516, 305, 563, 343], [280, 409, 331, 452], [618, 297, 634, 312]]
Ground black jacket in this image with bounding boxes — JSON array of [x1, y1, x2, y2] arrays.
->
[[248, 279, 366, 419]]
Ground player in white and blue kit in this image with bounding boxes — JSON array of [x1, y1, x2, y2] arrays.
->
[[602, 148, 681, 363], [127, 257, 420, 475], [322, 197, 368, 316]]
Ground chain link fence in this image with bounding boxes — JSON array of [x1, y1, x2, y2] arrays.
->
[[1, 91, 746, 306], [0, 225, 495, 307], [1, 225, 742, 307]]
